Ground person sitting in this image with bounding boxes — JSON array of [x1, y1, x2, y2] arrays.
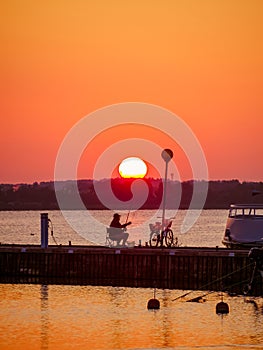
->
[[109, 213, 131, 246]]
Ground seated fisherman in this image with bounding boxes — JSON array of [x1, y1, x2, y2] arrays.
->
[[109, 213, 131, 246]]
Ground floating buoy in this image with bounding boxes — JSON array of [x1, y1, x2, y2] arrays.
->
[[216, 301, 229, 314], [147, 287, 160, 309], [147, 298, 160, 310]]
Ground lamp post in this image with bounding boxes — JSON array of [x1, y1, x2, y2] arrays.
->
[[161, 149, 173, 230]]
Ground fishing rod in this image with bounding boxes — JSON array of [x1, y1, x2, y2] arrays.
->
[[125, 210, 130, 224]]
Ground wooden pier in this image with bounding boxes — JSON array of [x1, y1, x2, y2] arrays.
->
[[0, 245, 262, 296]]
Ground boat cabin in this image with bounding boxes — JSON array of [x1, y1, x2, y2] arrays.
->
[[223, 204, 263, 248], [228, 204, 263, 219]]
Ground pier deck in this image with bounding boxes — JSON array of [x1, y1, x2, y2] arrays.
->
[[0, 245, 262, 296]]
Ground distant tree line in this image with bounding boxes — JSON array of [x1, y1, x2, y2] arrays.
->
[[0, 179, 263, 210]]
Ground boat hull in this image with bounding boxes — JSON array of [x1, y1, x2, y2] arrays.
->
[[222, 204, 263, 249], [222, 237, 263, 249]]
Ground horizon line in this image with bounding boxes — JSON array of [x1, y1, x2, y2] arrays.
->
[[1, 178, 262, 186]]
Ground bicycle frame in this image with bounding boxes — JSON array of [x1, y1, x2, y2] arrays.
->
[[149, 218, 175, 247]]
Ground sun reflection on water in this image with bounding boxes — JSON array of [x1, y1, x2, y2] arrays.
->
[[0, 284, 262, 350]]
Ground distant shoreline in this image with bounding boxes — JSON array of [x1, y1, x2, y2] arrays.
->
[[0, 207, 229, 211], [1, 179, 262, 211]]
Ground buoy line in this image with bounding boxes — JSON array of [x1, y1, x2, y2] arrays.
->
[[172, 261, 256, 302], [48, 219, 59, 245]]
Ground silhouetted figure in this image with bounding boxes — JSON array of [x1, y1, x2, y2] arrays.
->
[[109, 213, 131, 246]]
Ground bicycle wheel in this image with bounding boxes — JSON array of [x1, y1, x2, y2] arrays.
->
[[165, 229, 174, 247], [149, 232, 160, 247]]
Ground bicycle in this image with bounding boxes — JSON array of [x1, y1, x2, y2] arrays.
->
[[149, 218, 177, 248]]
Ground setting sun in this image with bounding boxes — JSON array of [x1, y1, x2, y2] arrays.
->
[[118, 157, 148, 178]]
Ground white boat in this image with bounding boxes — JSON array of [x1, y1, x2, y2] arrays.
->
[[222, 204, 263, 249]]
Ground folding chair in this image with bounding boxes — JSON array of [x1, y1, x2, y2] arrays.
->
[[105, 227, 120, 247]]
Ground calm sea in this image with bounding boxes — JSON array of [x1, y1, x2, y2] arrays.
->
[[0, 210, 262, 350], [0, 209, 228, 247]]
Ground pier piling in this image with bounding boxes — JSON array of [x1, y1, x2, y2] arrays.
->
[[40, 213, 49, 249]]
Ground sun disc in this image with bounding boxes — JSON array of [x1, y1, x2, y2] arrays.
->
[[119, 157, 147, 178]]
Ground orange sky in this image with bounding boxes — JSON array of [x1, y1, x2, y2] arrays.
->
[[1, 0, 263, 183]]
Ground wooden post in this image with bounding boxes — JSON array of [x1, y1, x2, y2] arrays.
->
[[40, 213, 49, 248]]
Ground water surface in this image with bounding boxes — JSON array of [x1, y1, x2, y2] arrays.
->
[[1, 210, 262, 349], [0, 209, 227, 247], [0, 284, 262, 350]]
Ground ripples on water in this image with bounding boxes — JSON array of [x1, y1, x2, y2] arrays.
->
[[0, 209, 227, 247], [0, 210, 262, 349], [0, 284, 262, 350]]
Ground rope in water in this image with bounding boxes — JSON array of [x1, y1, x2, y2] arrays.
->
[[48, 219, 59, 245], [172, 261, 256, 302], [185, 276, 256, 302]]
